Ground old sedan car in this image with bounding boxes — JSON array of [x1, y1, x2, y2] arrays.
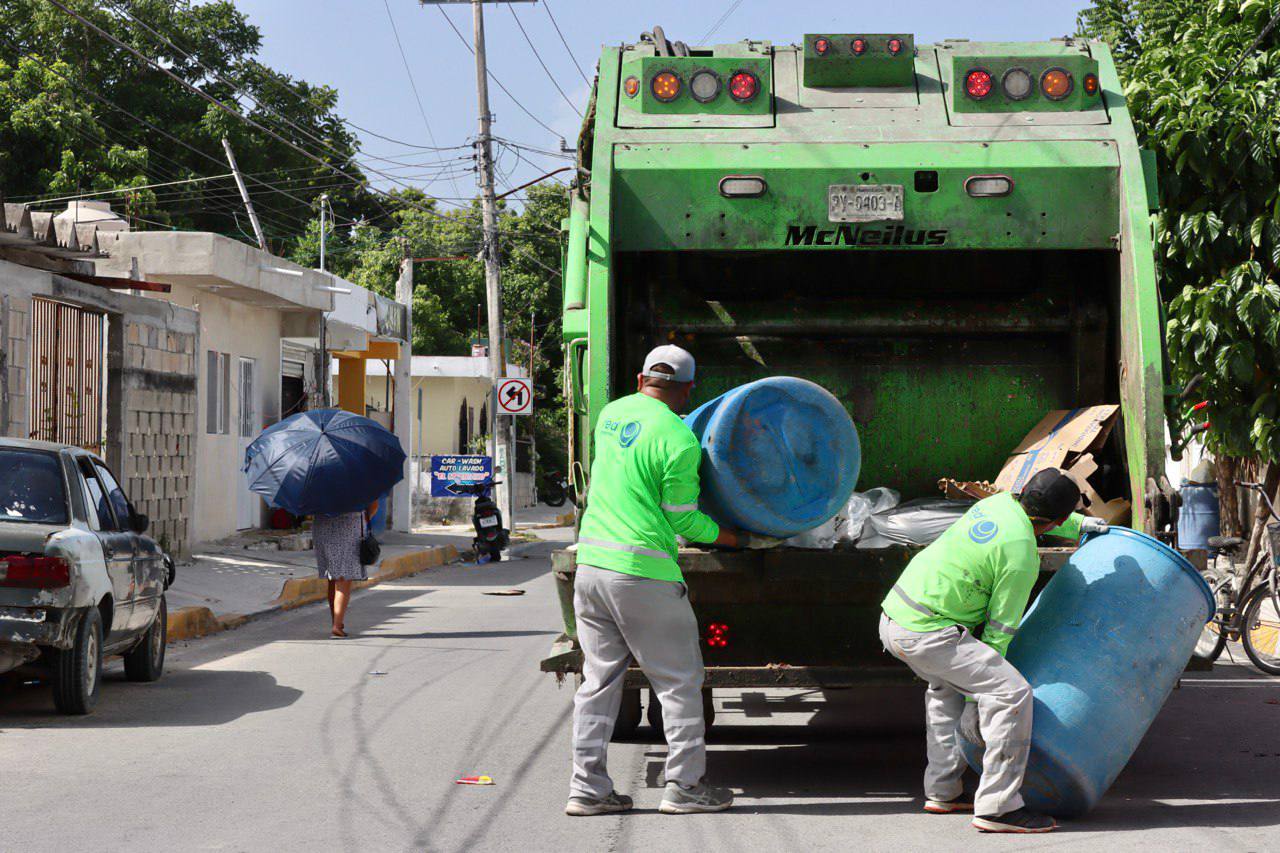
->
[[0, 438, 173, 714]]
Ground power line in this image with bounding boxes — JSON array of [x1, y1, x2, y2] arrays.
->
[[543, 1, 591, 87], [45, 0, 459, 222], [381, 0, 464, 197], [508, 4, 581, 118], [698, 0, 747, 45], [1, 41, 323, 232], [1207, 6, 1280, 102], [13, 173, 233, 205], [99, 0, 460, 201], [432, 4, 564, 138]]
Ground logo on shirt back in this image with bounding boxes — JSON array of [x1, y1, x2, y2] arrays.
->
[[618, 421, 642, 448], [969, 519, 998, 544]]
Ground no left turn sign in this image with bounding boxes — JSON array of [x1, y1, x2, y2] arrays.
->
[[496, 377, 533, 416]]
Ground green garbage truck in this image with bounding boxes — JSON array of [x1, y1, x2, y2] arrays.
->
[[541, 29, 1180, 736]]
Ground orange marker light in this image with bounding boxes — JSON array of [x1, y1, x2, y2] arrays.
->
[[623, 76, 640, 98], [1040, 68, 1073, 101], [1083, 73, 1099, 96], [651, 70, 681, 102]]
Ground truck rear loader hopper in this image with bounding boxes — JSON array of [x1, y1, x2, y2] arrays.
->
[[543, 31, 1187, 737]]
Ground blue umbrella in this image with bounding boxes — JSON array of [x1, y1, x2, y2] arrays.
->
[[243, 409, 406, 516]]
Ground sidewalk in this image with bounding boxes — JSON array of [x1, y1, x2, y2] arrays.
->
[[166, 504, 572, 642]]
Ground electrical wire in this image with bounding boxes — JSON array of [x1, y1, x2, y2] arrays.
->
[[698, 0, 747, 45], [45, 0, 460, 223], [432, 4, 564, 138], [381, 0, 464, 197], [1207, 6, 1280, 102], [543, 1, 591, 87], [100, 0, 463, 201], [508, 4, 581, 118]]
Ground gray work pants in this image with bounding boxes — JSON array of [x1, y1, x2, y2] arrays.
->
[[879, 613, 1033, 817], [570, 565, 706, 799]]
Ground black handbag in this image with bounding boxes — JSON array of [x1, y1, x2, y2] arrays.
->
[[359, 515, 381, 566]]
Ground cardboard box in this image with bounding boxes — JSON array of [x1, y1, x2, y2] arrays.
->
[[994, 405, 1120, 493], [1062, 453, 1131, 525]]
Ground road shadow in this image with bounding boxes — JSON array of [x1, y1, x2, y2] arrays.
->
[[0, 666, 302, 728], [630, 675, 1280, 829]]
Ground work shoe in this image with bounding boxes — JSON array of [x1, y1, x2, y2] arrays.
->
[[924, 796, 974, 814], [659, 780, 733, 814], [564, 791, 633, 816], [973, 808, 1058, 833]]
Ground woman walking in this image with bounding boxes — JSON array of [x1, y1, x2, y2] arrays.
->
[[314, 500, 378, 638]]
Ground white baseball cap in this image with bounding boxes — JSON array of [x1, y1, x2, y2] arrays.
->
[[641, 344, 696, 383]]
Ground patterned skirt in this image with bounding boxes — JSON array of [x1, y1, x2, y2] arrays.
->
[[313, 511, 367, 581]]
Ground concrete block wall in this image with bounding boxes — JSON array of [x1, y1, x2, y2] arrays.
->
[[118, 316, 198, 557], [1, 292, 30, 440]]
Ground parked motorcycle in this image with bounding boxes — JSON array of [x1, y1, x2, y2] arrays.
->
[[540, 470, 574, 508], [455, 479, 508, 563]]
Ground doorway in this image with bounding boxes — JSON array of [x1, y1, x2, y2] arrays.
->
[[236, 356, 259, 530]]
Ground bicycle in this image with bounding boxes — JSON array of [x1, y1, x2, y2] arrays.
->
[[1195, 481, 1280, 676]]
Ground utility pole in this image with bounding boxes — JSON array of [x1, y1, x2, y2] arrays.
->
[[317, 194, 331, 407], [420, 0, 533, 529], [221, 137, 266, 250]]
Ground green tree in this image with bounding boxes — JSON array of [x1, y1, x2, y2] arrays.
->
[[1079, 0, 1280, 462], [0, 0, 375, 248]]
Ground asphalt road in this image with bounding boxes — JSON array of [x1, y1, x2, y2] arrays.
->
[[3, 535, 1280, 852]]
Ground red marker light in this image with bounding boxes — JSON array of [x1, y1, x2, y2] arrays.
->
[[1083, 73, 1099, 96], [851, 37, 867, 56], [728, 71, 759, 103], [964, 68, 993, 99], [887, 38, 903, 55], [814, 37, 830, 56], [705, 622, 730, 648]]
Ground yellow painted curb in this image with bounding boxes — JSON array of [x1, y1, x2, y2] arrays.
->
[[166, 606, 222, 642], [556, 511, 575, 527], [271, 544, 460, 610]]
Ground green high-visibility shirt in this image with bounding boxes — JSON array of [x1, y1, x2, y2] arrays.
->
[[881, 492, 1083, 656], [576, 393, 721, 582]]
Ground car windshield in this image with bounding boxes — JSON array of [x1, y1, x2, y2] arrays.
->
[[0, 449, 69, 524]]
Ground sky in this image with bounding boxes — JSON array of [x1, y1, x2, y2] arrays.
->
[[230, 0, 1092, 209]]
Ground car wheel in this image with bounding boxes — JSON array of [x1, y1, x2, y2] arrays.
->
[[124, 595, 167, 683], [52, 607, 103, 715]]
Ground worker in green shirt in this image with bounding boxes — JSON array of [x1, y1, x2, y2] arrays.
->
[[879, 468, 1107, 834], [566, 345, 773, 818]]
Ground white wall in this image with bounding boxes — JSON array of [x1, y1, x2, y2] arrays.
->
[[160, 283, 282, 542]]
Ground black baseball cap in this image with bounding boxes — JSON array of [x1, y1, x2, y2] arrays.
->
[[1019, 468, 1081, 522]]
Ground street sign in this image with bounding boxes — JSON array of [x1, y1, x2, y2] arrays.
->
[[496, 377, 533, 416], [430, 455, 492, 498]]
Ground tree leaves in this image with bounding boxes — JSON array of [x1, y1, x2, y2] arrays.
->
[[1081, 0, 1280, 460]]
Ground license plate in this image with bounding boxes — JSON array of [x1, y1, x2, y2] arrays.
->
[[479, 516, 499, 528], [828, 184, 904, 223]]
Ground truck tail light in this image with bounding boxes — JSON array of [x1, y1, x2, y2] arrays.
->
[[689, 69, 721, 103], [651, 70, 682, 102], [964, 68, 993, 99], [1040, 67, 1073, 100], [623, 76, 640, 98], [705, 622, 730, 648], [814, 37, 830, 56], [719, 175, 767, 197], [728, 71, 759, 103], [851, 37, 867, 56], [887, 38, 903, 55], [1083, 73, 1099, 96], [0, 555, 71, 589]]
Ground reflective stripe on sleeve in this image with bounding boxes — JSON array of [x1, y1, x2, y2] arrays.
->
[[892, 583, 937, 617], [661, 503, 698, 513], [577, 537, 672, 561], [986, 618, 1018, 636]]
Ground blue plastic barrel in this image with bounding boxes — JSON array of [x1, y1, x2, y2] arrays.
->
[[960, 527, 1213, 816], [1176, 480, 1220, 551], [684, 377, 860, 537]]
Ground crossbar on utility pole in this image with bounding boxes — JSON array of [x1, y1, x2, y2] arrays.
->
[[222, 137, 266, 250], [420, 0, 523, 528]]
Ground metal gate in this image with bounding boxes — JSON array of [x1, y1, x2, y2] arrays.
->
[[29, 297, 106, 450]]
